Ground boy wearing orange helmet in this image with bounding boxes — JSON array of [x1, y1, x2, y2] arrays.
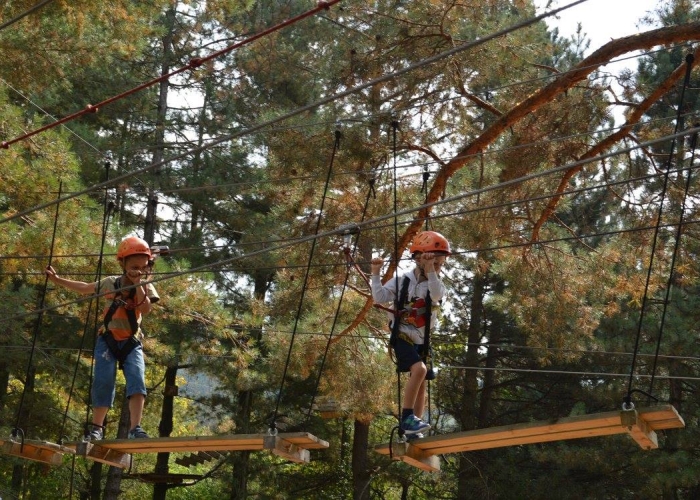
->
[[370, 231, 450, 438], [46, 236, 159, 440]]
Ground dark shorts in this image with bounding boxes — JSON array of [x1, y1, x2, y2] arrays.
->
[[393, 338, 428, 373]]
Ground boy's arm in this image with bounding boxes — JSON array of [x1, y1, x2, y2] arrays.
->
[[370, 258, 399, 303], [45, 266, 97, 295]]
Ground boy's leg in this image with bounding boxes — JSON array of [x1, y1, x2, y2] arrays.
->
[[122, 342, 148, 436], [91, 336, 117, 437], [413, 379, 427, 419], [129, 394, 145, 428], [402, 361, 427, 410]]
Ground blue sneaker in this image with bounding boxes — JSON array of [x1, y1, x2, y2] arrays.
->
[[401, 415, 430, 435], [406, 432, 424, 441], [128, 425, 149, 439]]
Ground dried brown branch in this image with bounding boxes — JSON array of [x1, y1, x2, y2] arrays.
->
[[529, 44, 700, 243], [345, 21, 700, 337]]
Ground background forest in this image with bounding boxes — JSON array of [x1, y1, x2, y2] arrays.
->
[[0, 0, 699, 498]]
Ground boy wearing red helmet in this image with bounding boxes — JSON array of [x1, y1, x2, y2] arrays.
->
[[46, 236, 159, 440], [370, 231, 450, 438]]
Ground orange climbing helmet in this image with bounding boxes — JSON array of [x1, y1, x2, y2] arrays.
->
[[116, 236, 152, 261], [410, 231, 451, 255]]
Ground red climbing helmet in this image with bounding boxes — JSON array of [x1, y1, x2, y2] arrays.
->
[[410, 231, 451, 255], [116, 236, 152, 260]]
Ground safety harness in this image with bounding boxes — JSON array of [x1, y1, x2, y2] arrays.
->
[[389, 276, 433, 369], [102, 276, 142, 371]]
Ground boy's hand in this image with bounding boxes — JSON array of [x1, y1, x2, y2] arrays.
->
[[370, 257, 384, 275], [45, 265, 58, 280], [420, 252, 436, 272]]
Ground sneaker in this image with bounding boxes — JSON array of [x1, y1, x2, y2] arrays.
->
[[128, 425, 149, 439], [406, 432, 424, 441], [85, 425, 103, 441], [401, 415, 430, 435]]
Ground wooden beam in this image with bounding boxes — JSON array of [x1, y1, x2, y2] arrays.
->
[[264, 435, 310, 463], [75, 441, 131, 469], [1, 439, 72, 466], [375, 405, 684, 465], [620, 409, 658, 450], [387, 441, 440, 472], [64, 432, 328, 455]]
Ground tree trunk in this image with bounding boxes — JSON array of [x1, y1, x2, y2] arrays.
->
[[153, 364, 178, 500], [352, 419, 371, 500], [0, 361, 9, 412], [89, 461, 103, 500], [103, 393, 130, 500], [457, 273, 486, 498], [230, 270, 272, 499]]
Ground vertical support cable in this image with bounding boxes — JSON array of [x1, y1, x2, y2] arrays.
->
[[390, 119, 403, 433], [12, 181, 63, 436], [625, 54, 695, 407], [270, 127, 342, 431]]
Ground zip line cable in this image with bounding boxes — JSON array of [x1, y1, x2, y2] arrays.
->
[[2, 127, 699, 326], [443, 365, 700, 382], [11, 106, 687, 206], [13, 108, 675, 200], [0, 0, 343, 150], [624, 53, 696, 409], [7, 339, 700, 365], [4, 156, 700, 271], [0, 77, 104, 156], [269, 127, 342, 432], [6, 41, 682, 199], [0, 0, 54, 32], [0, 0, 592, 226], [11, 181, 62, 441]]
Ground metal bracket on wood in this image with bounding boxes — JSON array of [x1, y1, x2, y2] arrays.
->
[[620, 409, 658, 450], [263, 435, 310, 463], [389, 440, 441, 472], [76, 441, 132, 468]]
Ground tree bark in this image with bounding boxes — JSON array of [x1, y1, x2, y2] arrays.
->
[[103, 394, 130, 500], [352, 419, 371, 500], [153, 364, 178, 500], [457, 273, 486, 498]]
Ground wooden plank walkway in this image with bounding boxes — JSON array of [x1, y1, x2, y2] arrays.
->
[[63, 432, 329, 468], [375, 405, 685, 472], [1, 439, 74, 466]]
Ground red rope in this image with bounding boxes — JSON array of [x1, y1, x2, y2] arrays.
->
[[1, 0, 341, 149]]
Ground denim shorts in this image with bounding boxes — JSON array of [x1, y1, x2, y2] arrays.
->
[[92, 335, 147, 407]]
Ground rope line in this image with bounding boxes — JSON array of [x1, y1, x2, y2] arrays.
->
[[0, 0, 591, 226], [443, 365, 700, 382], [3, 156, 700, 271], [389, 119, 405, 436], [624, 54, 696, 409], [270, 127, 342, 431], [0, 0, 342, 150], [2, 127, 699, 326], [646, 124, 698, 400], [0, 0, 54, 32], [12, 181, 62, 437], [6, 340, 700, 364], [305, 146, 375, 425]]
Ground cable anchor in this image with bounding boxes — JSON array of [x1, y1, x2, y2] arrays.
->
[[338, 224, 360, 249]]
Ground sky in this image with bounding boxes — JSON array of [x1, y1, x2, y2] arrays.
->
[[536, 0, 662, 54]]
